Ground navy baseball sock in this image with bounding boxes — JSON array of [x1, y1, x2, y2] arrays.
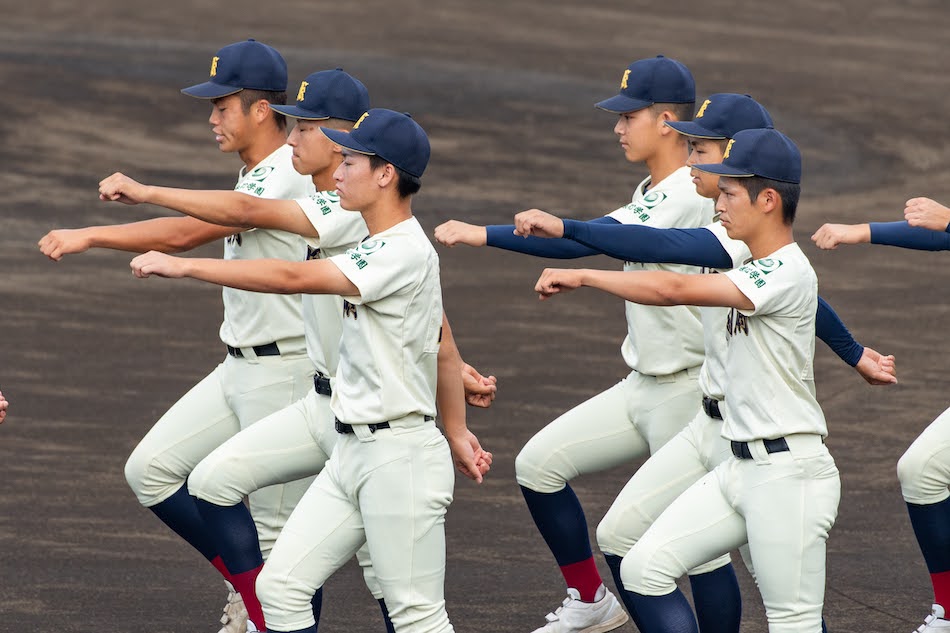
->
[[688, 564, 741, 633], [148, 483, 220, 563], [621, 590, 699, 633], [521, 485, 604, 600], [604, 553, 643, 630], [907, 498, 950, 609], [379, 598, 396, 633]]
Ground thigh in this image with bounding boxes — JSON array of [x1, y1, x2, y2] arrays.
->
[[597, 411, 709, 557], [898, 405, 950, 504], [632, 371, 703, 454], [622, 466, 747, 596], [516, 378, 648, 492], [223, 354, 315, 431]]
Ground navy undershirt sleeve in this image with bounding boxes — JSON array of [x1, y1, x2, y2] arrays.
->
[[563, 219, 733, 268], [870, 221, 950, 251], [815, 296, 863, 367], [485, 216, 618, 259]]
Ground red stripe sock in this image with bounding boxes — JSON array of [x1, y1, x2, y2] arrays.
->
[[230, 565, 266, 631], [560, 557, 604, 602], [210, 555, 233, 584], [932, 570, 950, 615]]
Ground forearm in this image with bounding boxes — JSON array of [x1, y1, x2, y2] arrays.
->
[[580, 269, 682, 305], [870, 221, 950, 251], [486, 225, 600, 258], [815, 296, 863, 367], [563, 221, 733, 267], [179, 257, 357, 296], [88, 217, 221, 253], [436, 315, 468, 438], [145, 187, 255, 228]]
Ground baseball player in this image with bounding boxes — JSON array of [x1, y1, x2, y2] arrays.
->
[[536, 127, 840, 633], [38, 39, 320, 631], [437, 55, 716, 633], [812, 198, 950, 632], [128, 108, 489, 633], [515, 93, 896, 632], [98, 70, 496, 633]]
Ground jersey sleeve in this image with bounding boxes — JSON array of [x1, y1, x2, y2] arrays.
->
[[870, 221, 950, 251], [329, 237, 421, 304], [562, 220, 734, 268], [725, 257, 809, 317], [704, 221, 752, 269], [485, 218, 616, 258], [296, 192, 368, 250]]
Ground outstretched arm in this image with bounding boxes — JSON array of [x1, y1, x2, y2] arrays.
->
[[905, 197, 950, 232], [812, 220, 950, 252], [39, 216, 236, 261], [434, 215, 618, 259], [438, 314, 492, 482], [130, 251, 358, 296], [98, 172, 318, 237]]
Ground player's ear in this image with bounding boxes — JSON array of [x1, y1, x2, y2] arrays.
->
[[375, 162, 396, 188], [253, 99, 271, 122], [759, 187, 779, 213]]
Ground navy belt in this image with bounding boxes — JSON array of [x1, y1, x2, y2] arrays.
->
[[314, 373, 332, 396], [335, 415, 434, 435], [702, 396, 722, 420], [227, 342, 280, 358], [731, 438, 789, 459]]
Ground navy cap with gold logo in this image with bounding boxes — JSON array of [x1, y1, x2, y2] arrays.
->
[[595, 55, 695, 114], [694, 128, 801, 184], [666, 94, 773, 139], [270, 69, 369, 122], [181, 39, 287, 99], [321, 109, 431, 178]]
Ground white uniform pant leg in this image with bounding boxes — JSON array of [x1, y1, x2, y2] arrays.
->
[[597, 409, 733, 575], [225, 353, 316, 559], [515, 370, 701, 493], [125, 361, 241, 506], [898, 405, 950, 504]]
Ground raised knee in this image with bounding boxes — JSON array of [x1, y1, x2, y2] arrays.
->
[[897, 449, 924, 487], [620, 545, 678, 596], [124, 447, 157, 502], [596, 513, 635, 557]]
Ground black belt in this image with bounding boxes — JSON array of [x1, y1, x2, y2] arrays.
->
[[335, 415, 434, 435], [314, 373, 332, 397], [702, 396, 722, 420], [227, 342, 280, 358], [731, 438, 789, 459]]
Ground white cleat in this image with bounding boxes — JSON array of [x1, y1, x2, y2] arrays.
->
[[530, 585, 629, 633], [917, 604, 950, 632], [218, 581, 250, 633]]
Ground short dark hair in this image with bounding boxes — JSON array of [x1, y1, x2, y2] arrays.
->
[[737, 176, 801, 224], [368, 154, 422, 198], [239, 88, 288, 130], [651, 101, 696, 123]]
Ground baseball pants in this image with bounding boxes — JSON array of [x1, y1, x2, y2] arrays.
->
[[124, 345, 314, 557], [898, 405, 950, 505], [188, 387, 383, 598], [256, 417, 455, 633], [597, 406, 733, 576], [622, 435, 840, 633], [516, 367, 702, 494]]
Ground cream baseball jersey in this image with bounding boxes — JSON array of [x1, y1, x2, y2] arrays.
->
[[721, 242, 826, 441], [606, 166, 714, 375], [697, 220, 752, 400], [220, 143, 313, 349], [328, 217, 443, 424], [297, 190, 369, 376]]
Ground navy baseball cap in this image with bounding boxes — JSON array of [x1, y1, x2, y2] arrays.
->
[[321, 109, 431, 178], [181, 39, 288, 99], [270, 69, 369, 122], [694, 128, 801, 183], [596, 55, 695, 114], [666, 94, 774, 139]]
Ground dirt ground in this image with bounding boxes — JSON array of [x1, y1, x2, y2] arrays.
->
[[2, 1, 950, 632]]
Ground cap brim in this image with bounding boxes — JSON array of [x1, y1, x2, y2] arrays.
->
[[665, 120, 726, 139], [270, 104, 330, 121], [693, 163, 754, 177], [321, 127, 375, 156], [181, 82, 243, 99], [595, 94, 652, 114]]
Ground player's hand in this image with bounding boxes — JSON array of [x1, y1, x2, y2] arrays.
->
[[130, 251, 187, 279], [433, 221, 487, 247], [535, 268, 585, 300], [462, 363, 497, 408], [447, 430, 493, 484], [0, 390, 8, 424], [513, 209, 565, 239], [854, 346, 897, 386], [99, 172, 151, 205], [38, 228, 92, 261], [904, 197, 950, 232], [811, 223, 870, 250]]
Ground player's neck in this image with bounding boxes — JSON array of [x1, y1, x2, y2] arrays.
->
[[745, 223, 795, 260], [360, 197, 413, 236], [643, 143, 688, 191], [238, 128, 287, 172], [312, 164, 339, 192]]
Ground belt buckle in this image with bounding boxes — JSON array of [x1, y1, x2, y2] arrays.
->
[[334, 419, 350, 434]]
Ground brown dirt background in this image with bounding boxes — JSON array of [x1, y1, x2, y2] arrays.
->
[[1, 1, 949, 631]]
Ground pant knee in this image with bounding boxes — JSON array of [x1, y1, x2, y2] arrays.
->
[[257, 565, 318, 631], [124, 447, 177, 507], [596, 512, 639, 558], [515, 445, 569, 493], [897, 446, 947, 504], [620, 545, 680, 596], [188, 454, 245, 506], [387, 599, 452, 633]]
